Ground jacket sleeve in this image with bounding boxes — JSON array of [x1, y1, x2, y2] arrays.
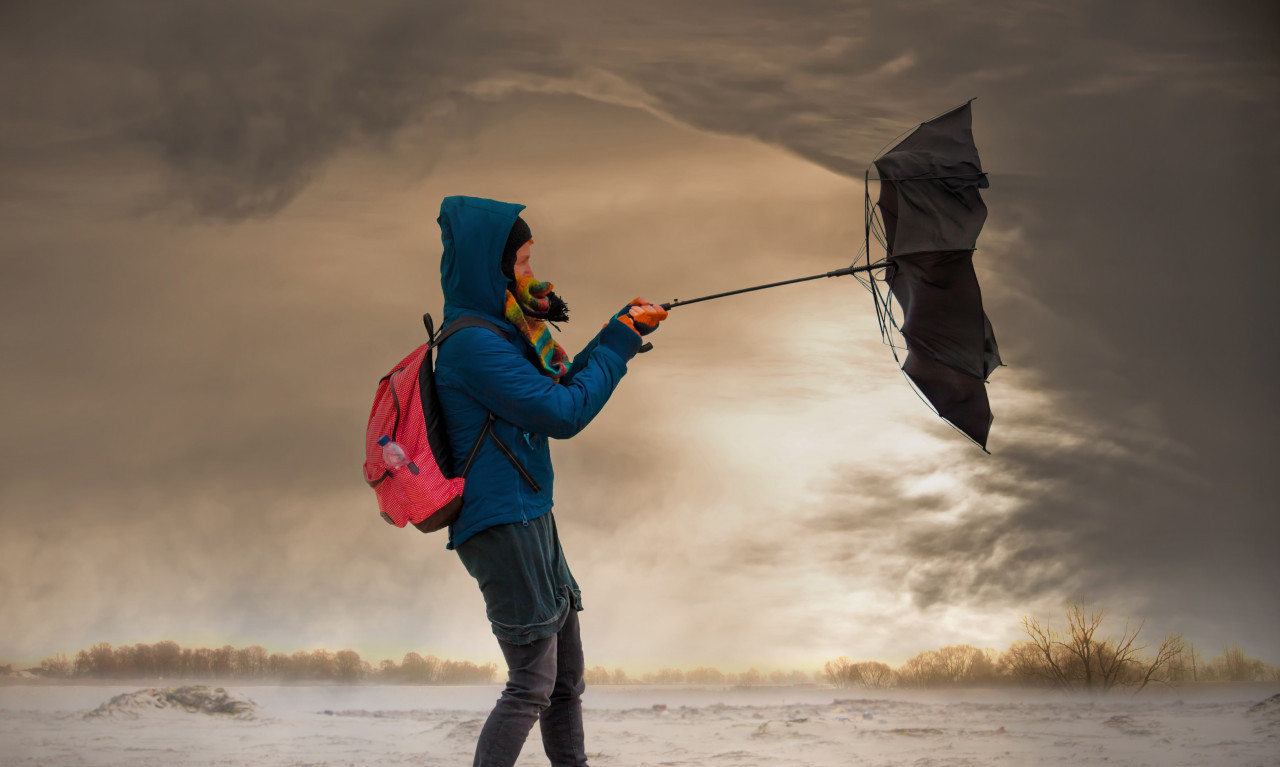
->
[[561, 329, 604, 385], [446, 317, 643, 439], [561, 301, 643, 384]]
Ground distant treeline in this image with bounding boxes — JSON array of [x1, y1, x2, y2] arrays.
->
[[823, 641, 1278, 691], [19, 642, 497, 684], [824, 601, 1280, 693], [12, 643, 816, 687], [7, 602, 1276, 690]]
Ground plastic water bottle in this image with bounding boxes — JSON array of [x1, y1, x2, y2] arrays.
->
[[377, 435, 408, 470]]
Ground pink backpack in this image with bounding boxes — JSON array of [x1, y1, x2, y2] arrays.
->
[[363, 314, 528, 533]]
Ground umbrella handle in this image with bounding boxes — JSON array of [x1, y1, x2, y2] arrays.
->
[[635, 301, 672, 354]]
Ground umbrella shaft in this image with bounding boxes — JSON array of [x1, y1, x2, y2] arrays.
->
[[660, 262, 889, 311]]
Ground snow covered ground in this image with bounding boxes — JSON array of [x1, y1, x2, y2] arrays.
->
[[1, 682, 1277, 766]]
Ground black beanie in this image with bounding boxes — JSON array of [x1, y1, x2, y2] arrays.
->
[[500, 217, 532, 280]]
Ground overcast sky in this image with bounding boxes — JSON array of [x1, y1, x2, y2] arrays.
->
[[2, 0, 1276, 672]]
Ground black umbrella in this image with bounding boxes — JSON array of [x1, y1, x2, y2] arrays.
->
[[647, 101, 1002, 450]]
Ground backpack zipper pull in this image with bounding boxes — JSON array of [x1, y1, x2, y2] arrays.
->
[[523, 432, 533, 449]]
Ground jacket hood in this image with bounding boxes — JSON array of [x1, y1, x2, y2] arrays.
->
[[438, 195, 526, 325]]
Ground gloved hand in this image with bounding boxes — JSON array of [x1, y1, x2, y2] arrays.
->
[[616, 297, 668, 337]]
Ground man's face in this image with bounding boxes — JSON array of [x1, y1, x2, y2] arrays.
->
[[514, 240, 534, 278]]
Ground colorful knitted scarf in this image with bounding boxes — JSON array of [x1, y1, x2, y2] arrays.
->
[[504, 274, 570, 381]]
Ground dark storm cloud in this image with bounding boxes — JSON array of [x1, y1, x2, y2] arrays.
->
[[1, 0, 567, 219], [805, 439, 1156, 608]]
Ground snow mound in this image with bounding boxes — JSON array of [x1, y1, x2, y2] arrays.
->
[[1247, 693, 1280, 738], [1246, 693, 1280, 718], [85, 686, 258, 720]]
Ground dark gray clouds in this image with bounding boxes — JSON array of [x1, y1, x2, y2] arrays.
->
[[1, 1, 1277, 665], [3, 0, 560, 217]]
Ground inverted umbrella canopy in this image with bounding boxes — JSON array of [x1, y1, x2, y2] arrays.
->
[[647, 101, 1002, 451], [871, 101, 1001, 449]]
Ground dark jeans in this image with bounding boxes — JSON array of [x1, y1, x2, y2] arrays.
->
[[473, 605, 587, 767]]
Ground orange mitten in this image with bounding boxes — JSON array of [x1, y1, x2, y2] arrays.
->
[[615, 298, 667, 337]]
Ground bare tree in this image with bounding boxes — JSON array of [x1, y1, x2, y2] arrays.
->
[[211, 646, 235, 679], [686, 666, 726, 685], [400, 652, 431, 683], [897, 645, 997, 687], [267, 652, 291, 678], [234, 646, 268, 678], [998, 640, 1051, 685], [1213, 644, 1266, 682], [40, 652, 71, 678], [335, 650, 363, 683], [855, 661, 894, 689], [583, 666, 612, 685], [74, 649, 92, 677], [130, 644, 157, 678], [286, 650, 309, 680], [825, 657, 895, 689], [653, 668, 685, 685], [154, 641, 182, 678], [1130, 634, 1185, 693], [88, 642, 115, 678], [824, 656, 856, 688], [1017, 599, 1183, 693]]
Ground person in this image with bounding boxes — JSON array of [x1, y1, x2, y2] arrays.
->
[[433, 195, 667, 766]]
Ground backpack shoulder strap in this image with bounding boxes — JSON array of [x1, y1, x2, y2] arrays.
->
[[419, 312, 539, 493], [423, 313, 507, 349]]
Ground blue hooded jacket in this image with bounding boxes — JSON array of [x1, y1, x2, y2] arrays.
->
[[434, 195, 642, 549]]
